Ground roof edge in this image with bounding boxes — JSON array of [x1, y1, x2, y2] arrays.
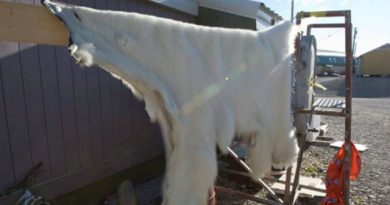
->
[[357, 43, 390, 58]]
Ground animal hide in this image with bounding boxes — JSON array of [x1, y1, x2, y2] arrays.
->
[[43, 1, 299, 204]]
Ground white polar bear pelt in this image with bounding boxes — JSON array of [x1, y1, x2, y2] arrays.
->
[[43, 1, 299, 204]]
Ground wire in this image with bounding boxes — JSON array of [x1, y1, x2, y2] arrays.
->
[[327, 29, 343, 37], [316, 29, 343, 41]]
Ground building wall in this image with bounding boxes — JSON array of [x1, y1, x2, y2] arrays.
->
[[316, 55, 346, 74], [359, 50, 390, 75], [0, 0, 194, 201], [197, 6, 257, 30]]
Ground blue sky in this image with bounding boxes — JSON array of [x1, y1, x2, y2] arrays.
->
[[259, 0, 390, 56]]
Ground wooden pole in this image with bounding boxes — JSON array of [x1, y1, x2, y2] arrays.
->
[[0, 1, 68, 46], [215, 186, 283, 205], [343, 11, 353, 205], [227, 148, 284, 204], [291, 0, 294, 22]]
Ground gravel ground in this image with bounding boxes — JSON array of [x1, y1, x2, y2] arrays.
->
[[106, 76, 390, 205], [216, 76, 390, 205], [312, 75, 390, 205]]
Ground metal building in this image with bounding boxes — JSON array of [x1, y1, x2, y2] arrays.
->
[[316, 49, 346, 75], [355, 43, 390, 76]]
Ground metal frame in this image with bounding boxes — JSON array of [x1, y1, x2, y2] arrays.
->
[[217, 10, 353, 205], [295, 10, 353, 205]]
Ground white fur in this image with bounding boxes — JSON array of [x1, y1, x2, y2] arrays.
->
[[44, 2, 299, 204]]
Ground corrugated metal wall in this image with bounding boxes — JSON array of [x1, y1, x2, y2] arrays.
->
[[0, 0, 195, 200]]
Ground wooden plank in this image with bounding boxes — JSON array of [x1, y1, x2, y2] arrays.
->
[[55, 46, 81, 173], [127, 0, 138, 12], [37, 144, 163, 200], [38, 45, 67, 178], [94, 0, 115, 159], [145, 2, 155, 15], [271, 175, 325, 198], [117, 0, 127, 12], [131, 99, 150, 148], [227, 148, 284, 204], [19, 43, 51, 182], [136, 0, 147, 14], [215, 186, 282, 205], [80, 0, 98, 164], [107, 0, 118, 11], [78, 0, 104, 165], [99, 73, 114, 159], [150, 123, 162, 145], [86, 67, 105, 163], [121, 86, 134, 150], [66, 0, 93, 170], [71, 61, 93, 167], [0, 1, 68, 46], [0, 42, 33, 182], [0, 145, 163, 204], [95, 0, 107, 10], [0, 58, 16, 191], [68, 0, 92, 170], [111, 78, 124, 154], [107, 0, 124, 158]]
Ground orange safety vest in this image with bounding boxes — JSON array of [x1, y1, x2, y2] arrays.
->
[[322, 142, 361, 205]]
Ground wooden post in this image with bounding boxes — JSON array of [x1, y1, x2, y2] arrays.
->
[[227, 148, 284, 204], [284, 167, 292, 204], [343, 11, 353, 205], [0, 1, 68, 46]]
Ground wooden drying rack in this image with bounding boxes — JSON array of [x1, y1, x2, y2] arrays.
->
[[0, 2, 353, 205]]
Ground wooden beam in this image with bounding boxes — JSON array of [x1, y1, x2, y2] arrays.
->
[[0, 1, 68, 46]]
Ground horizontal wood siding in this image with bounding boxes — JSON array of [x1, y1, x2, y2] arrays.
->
[[197, 6, 257, 30], [0, 0, 195, 201]]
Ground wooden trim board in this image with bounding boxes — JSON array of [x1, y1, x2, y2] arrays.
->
[[0, 1, 68, 46]]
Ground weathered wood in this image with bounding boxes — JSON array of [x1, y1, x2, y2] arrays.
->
[[38, 44, 67, 178], [213, 168, 327, 196], [227, 148, 284, 204], [121, 87, 134, 151], [36, 144, 164, 201], [56, 46, 81, 173], [0, 58, 15, 191], [293, 36, 317, 135], [67, 0, 93, 167], [0, 42, 33, 182], [86, 67, 105, 163], [19, 43, 51, 182], [284, 167, 292, 204], [197, 7, 256, 30], [0, 1, 68, 46], [215, 186, 283, 205], [295, 109, 346, 117]]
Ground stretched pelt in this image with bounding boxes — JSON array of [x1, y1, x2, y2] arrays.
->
[[42, 1, 298, 204]]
